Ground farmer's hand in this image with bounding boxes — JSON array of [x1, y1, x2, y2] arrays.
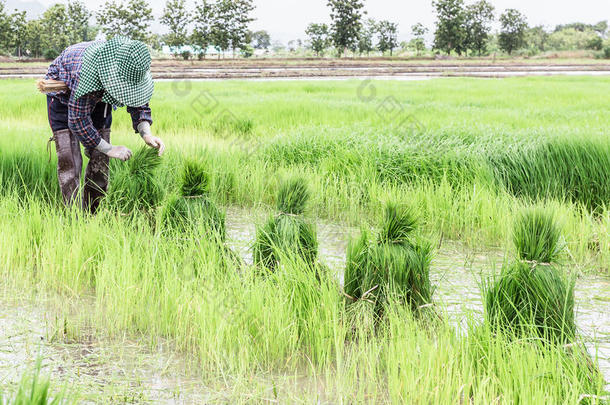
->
[[138, 121, 165, 156], [142, 134, 165, 156], [106, 145, 132, 161], [95, 139, 132, 161]]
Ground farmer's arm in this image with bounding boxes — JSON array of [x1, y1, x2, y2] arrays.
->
[[68, 94, 132, 161], [127, 104, 165, 156]]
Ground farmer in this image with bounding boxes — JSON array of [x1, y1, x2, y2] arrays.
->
[[38, 36, 165, 213]]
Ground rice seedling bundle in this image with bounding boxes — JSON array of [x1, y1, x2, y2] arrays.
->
[[253, 176, 318, 270], [161, 160, 226, 240], [485, 208, 576, 343], [343, 202, 433, 318], [106, 146, 163, 214]]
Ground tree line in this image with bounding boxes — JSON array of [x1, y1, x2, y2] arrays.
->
[[0, 0, 608, 59], [305, 0, 609, 57]]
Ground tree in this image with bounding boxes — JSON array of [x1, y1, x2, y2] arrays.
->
[[96, 0, 153, 43], [305, 23, 330, 56], [10, 10, 26, 56], [67, 1, 91, 43], [161, 0, 191, 55], [39, 4, 72, 59], [229, 0, 255, 53], [498, 8, 528, 55], [25, 19, 44, 57], [251, 30, 271, 50], [0, 1, 11, 53], [357, 18, 376, 55], [192, 0, 214, 58], [327, 0, 366, 56], [432, 0, 467, 55], [593, 21, 608, 37], [376, 20, 398, 55], [464, 0, 494, 55], [526, 25, 549, 53], [411, 23, 428, 55]]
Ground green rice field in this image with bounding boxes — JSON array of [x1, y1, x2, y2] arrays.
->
[[0, 77, 609, 403]]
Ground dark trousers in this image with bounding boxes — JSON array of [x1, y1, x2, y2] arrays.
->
[[47, 96, 113, 213]]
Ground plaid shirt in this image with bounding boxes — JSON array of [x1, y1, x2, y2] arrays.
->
[[46, 41, 153, 149]]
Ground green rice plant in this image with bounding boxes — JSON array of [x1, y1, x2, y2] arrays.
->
[[161, 160, 225, 240], [513, 208, 562, 263], [161, 194, 226, 240], [253, 176, 318, 270], [485, 208, 576, 344], [180, 160, 210, 197], [344, 202, 434, 319], [105, 146, 163, 214], [491, 137, 610, 212], [485, 261, 576, 344], [0, 359, 66, 405]]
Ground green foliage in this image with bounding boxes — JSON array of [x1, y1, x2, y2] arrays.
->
[[161, 0, 191, 55], [180, 160, 210, 197], [344, 201, 433, 318], [485, 210, 575, 344], [410, 22, 428, 55], [485, 261, 576, 344], [548, 27, 603, 51], [491, 137, 610, 212], [253, 213, 318, 271], [251, 30, 270, 50], [253, 177, 317, 270], [96, 0, 153, 43], [276, 176, 309, 215], [376, 20, 399, 56], [0, 359, 65, 404], [464, 0, 494, 56], [106, 147, 163, 214], [513, 208, 562, 263], [498, 8, 528, 55], [305, 23, 330, 57], [432, 0, 467, 55], [378, 202, 417, 245], [161, 194, 225, 239], [191, 0, 255, 55], [327, 0, 365, 56]]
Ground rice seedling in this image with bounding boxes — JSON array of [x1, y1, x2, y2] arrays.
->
[[0, 358, 66, 405], [344, 202, 434, 319], [485, 208, 576, 344], [161, 160, 226, 240], [253, 176, 318, 271], [105, 146, 163, 214]]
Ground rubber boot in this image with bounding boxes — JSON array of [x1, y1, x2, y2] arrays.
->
[[83, 128, 110, 214], [53, 128, 83, 207]]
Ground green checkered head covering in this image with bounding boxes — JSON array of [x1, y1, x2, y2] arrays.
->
[[75, 36, 154, 107]]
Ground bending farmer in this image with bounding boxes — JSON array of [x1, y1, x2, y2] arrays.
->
[[38, 36, 165, 213]]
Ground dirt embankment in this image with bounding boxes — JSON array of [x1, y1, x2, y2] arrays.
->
[[1, 57, 609, 80]]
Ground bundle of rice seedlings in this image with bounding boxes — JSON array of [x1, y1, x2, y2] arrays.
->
[[252, 176, 318, 271], [343, 202, 433, 319], [161, 160, 225, 240], [106, 146, 163, 214], [485, 208, 576, 344]]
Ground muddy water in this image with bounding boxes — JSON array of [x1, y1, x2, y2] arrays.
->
[[0, 299, 207, 403], [226, 207, 610, 384], [1, 206, 607, 400]]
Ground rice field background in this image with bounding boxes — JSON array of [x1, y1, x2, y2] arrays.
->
[[0, 77, 609, 403]]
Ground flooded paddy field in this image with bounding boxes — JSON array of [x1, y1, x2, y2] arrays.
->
[[1, 77, 609, 402]]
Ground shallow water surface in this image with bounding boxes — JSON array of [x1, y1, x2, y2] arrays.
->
[[226, 206, 610, 384]]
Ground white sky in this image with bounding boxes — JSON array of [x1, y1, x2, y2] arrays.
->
[[32, 0, 610, 43]]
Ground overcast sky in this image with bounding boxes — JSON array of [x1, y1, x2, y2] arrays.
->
[[28, 0, 610, 43]]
